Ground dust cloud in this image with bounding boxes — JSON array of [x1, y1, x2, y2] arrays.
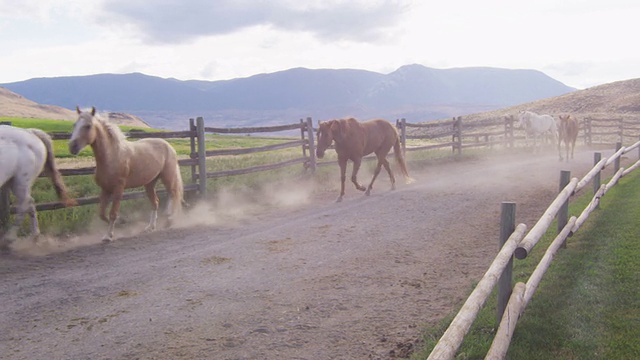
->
[[3, 178, 317, 257], [175, 178, 315, 228]]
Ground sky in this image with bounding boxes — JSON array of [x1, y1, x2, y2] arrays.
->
[[1, 0, 639, 90]]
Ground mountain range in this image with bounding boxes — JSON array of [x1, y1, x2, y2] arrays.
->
[[0, 65, 575, 129]]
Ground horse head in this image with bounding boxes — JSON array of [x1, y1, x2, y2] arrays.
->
[[516, 110, 529, 129], [69, 106, 98, 155], [316, 119, 342, 159]]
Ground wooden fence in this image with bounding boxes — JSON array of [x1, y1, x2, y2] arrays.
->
[[0, 117, 315, 227], [426, 140, 640, 359], [2, 114, 639, 229], [582, 116, 640, 146], [396, 116, 517, 155]]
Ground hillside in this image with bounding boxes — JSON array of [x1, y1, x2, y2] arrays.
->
[[0, 87, 151, 128], [459, 78, 640, 122]]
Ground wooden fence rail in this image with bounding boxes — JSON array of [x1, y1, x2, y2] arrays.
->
[[2, 114, 639, 231], [1, 117, 316, 219], [396, 116, 516, 154], [583, 116, 640, 146], [427, 140, 640, 359]]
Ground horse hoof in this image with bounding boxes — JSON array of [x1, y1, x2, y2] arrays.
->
[[335, 197, 343, 203], [365, 190, 371, 196], [101, 236, 113, 243]]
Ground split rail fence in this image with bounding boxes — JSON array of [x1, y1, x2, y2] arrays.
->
[[3, 114, 640, 228], [0, 115, 526, 224], [426, 140, 640, 359], [0, 117, 315, 226]]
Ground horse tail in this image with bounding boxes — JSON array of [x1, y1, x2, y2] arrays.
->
[[393, 137, 414, 184], [170, 162, 185, 218], [29, 129, 76, 207]]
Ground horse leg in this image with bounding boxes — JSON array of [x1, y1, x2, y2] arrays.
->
[[337, 158, 348, 202], [103, 187, 124, 242], [365, 160, 383, 196], [350, 158, 366, 192], [143, 180, 160, 232], [6, 182, 38, 241], [382, 157, 396, 190], [98, 190, 111, 224]]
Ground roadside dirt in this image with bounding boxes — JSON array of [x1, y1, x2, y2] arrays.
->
[[0, 147, 625, 360]]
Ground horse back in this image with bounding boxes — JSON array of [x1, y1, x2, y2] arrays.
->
[[123, 138, 178, 188], [360, 119, 398, 155], [0, 126, 47, 178]]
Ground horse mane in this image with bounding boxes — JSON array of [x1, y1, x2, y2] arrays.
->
[[91, 112, 128, 147]]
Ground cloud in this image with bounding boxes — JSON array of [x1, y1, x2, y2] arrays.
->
[[101, 0, 409, 44]]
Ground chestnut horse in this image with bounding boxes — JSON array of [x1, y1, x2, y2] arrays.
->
[[558, 114, 579, 161], [316, 118, 412, 202], [1, 125, 74, 242], [69, 107, 184, 241]]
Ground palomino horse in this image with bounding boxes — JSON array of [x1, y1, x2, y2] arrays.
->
[[517, 110, 560, 159], [0, 125, 75, 242], [557, 114, 579, 161], [69, 107, 184, 241], [316, 118, 413, 202]]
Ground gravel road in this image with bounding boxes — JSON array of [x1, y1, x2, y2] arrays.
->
[[0, 147, 623, 360]]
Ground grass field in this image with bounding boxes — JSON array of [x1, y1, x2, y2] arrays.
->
[[414, 171, 640, 359]]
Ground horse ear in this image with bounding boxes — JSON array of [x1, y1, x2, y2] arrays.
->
[[91, 106, 96, 116], [76, 106, 81, 114]]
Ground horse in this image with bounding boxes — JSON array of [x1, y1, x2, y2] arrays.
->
[[557, 114, 579, 161], [315, 118, 413, 202], [0, 125, 75, 242], [517, 110, 560, 159], [69, 107, 184, 241]]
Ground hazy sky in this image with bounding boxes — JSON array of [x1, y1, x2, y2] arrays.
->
[[1, 0, 638, 89]]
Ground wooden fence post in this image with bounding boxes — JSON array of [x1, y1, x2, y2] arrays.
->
[[558, 170, 571, 248], [189, 118, 197, 184], [196, 117, 207, 198], [504, 116, 514, 148], [614, 142, 622, 173], [497, 202, 516, 325], [594, 152, 602, 209], [398, 118, 407, 155], [453, 116, 462, 155], [0, 121, 11, 233], [305, 117, 317, 173], [618, 118, 623, 144]]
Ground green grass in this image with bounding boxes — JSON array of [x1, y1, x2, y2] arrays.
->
[[1, 117, 299, 158], [413, 172, 640, 359]]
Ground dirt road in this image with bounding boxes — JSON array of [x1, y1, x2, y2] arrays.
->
[[0, 148, 623, 359]]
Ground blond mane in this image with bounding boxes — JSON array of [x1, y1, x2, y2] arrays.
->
[[93, 112, 127, 143]]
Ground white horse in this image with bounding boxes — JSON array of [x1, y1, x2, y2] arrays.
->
[[517, 110, 560, 159], [0, 125, 74, 243]]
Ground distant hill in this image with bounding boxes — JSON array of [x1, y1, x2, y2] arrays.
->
[[459, 78, 640, 122], [0, 87, 150, 128], [0, 65, 574, 129]]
